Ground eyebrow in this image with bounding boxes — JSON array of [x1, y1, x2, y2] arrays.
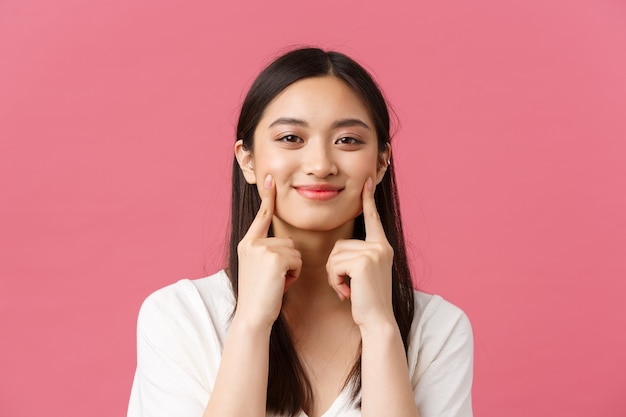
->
[[268, 117, 309, 128], [332, 118, 371, 130], [268, 117, 371, 130]]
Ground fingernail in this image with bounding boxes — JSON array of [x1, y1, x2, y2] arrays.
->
[[264, 174, 273, 189], [366, 177, 373, 192]]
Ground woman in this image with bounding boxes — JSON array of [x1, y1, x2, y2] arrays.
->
[[128, 47, 473, 417]]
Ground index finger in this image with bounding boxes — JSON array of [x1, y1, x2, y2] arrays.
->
[[245, 174, 276, 239], [362, 176, 386, 242]]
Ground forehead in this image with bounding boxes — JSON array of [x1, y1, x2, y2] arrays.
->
[[258, 76, 374, 128]]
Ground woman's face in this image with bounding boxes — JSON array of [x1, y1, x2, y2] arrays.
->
[[236, 76, 389, 234]]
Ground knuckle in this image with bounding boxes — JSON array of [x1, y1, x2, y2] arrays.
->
[[375, 242, 393, 256], [237, 240, 248, 254], [335, 239, 348, 248], [258, 206, 269, 218]]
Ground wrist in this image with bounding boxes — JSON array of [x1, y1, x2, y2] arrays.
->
[[359, 315, 399, 341], [231, 310, 275, 338]]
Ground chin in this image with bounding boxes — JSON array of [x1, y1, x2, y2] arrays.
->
[[274, 213, 359, 235], [299, 222, 347, 233]]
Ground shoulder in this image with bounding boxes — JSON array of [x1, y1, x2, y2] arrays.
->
[[129, 271, 234, 415], [136, 270, 235, 345], [139, 270, 233, 314], [406, 291, 474, 416], [141, 269, 233, 305], [413, 291, 472, 342], [408, 291, 474, 383]]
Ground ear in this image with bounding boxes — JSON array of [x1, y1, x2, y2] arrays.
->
[[375, 142, 391, 184], [235, 140, 257, 184]]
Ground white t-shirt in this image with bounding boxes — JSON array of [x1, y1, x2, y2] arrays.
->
[[128, 270, 473, 417]]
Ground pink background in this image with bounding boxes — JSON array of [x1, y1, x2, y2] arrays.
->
[[1, 0, 625, 415]]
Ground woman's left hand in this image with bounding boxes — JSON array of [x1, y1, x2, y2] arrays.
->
[[326, 177, 396, 329]]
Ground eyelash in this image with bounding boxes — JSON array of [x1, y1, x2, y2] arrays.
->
[[276, 135, 363, 145], [335, 137, 362, 145], [278, 135, 303, 143]]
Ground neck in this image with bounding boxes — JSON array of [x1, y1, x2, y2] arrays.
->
[[272, 217, 354, 313]]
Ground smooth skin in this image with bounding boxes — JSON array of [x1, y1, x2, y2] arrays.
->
[[203, 76, 420, 417]]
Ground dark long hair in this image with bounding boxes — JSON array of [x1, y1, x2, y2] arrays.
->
[[228, 47, 415, 416]]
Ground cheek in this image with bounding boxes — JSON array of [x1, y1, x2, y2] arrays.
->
[[253, 151, 289, 181], [252, 155, 295, 201], [351, 155, 380, 181]]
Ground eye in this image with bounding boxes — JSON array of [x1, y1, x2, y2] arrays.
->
[[335, 137, 362, 145], [278, 134, 303, 143]]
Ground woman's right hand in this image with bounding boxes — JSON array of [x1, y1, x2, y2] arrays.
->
[[234, 174, 302, 330]]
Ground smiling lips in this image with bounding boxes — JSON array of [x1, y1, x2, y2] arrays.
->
[[294, 184, 343, 201]]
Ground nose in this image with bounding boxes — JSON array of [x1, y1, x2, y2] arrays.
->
[[303, 139, 337, 178]]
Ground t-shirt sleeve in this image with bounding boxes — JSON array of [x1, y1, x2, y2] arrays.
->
[[127, 284, 223, 417], [412, 297, 474, 417]]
